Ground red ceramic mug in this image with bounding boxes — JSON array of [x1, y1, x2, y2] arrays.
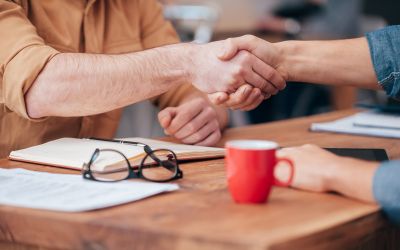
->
[[225, 140, 295, 204]]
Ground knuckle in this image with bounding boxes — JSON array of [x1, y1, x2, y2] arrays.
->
[[225, 38, 234, 49], [230, 97, 241, 106], [205, 106, 216, 116], [186, 123, 196, 133], [256, 79, 267, 91], [253, 87, 262, 96], [181, 137, 193, 145], [237, 95, 247, 103], [233, 65, 246, 77], [175, 133, 185, 140], [193, 133, 203, 143], [178, 114, 189, 124], [241, 52, 252, 64], [264, 69, 275, 80], [277, 79, 287, 90], [243, 34, 256, 42], [213, 130, 222, 143], [212, 120, 219, 129], [196, 98, 207, 107]]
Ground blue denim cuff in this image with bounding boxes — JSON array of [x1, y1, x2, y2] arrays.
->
[[366, 25, 400, 100], [373, 160, 400, 224]]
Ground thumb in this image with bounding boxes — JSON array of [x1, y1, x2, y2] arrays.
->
[[158, 107, 177, 129], [208, 92, 229, 105], [217, 38, 239, 61], [218, 35, 257, 60]]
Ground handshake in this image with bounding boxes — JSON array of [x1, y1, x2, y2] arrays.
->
[[187, 35, 288, 111], [158, 35, 290, 146]]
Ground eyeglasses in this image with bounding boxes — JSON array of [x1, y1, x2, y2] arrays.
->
[[82, 139, 183, 183]]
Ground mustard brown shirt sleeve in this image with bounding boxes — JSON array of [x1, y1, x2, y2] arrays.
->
[[0, 0, 59, 120]]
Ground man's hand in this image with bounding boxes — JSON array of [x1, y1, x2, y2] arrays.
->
[[207, 35, 288, 110], [187, 40, 286, 98], [158, 98, 223, 146], [219, 35, 285, 72]]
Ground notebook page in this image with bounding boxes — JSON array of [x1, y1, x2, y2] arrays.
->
[[9, 138, 146, 170]]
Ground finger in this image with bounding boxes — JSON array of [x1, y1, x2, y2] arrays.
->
[[264, 93, 272, 100], [158, 107, 177, 129], [218, 35, 258, 60], [240, 90, 265, 111], [243, 66, 272, 94], [174, 106, 216, 140], [253, 57, 286, 91], [208, 92, 229, 105], [165, 103, 203, 135], [181, 120, 219, 145], [231, 87, 262, 110], [195, 129, 222, 147], [221, 84, 253, 109]]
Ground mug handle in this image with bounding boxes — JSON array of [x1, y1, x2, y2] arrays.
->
[[273, 158, 295, 187]]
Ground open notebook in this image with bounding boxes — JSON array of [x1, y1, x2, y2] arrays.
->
[[9, 138, 225, 172]]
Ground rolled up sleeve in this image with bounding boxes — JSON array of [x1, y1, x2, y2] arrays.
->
[[0, 1, 59, 120], [373, 160, 400, 224], [366, 25, 400, 100]]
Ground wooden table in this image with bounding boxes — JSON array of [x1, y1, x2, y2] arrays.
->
[[1, 110, 399, 250]]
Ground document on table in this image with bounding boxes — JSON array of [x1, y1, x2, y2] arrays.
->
[[353, 110, 400, 130], [0, 168, 179, 212], [311, 110, 400, 139]]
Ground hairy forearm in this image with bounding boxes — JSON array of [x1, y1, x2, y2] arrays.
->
[[276, 38, 380, 89], [325, 158, 379, 203], [26, 44, 190, 118]]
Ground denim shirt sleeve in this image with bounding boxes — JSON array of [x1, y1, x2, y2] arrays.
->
[[373, 160, 400, 224], [366, 25, 400, 100]]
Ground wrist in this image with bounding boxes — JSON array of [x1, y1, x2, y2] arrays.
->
[[274, 40, 297, 82], [323, 157, 379, 193], [322, 157, 348, 192], [151, 43, 193, 88], [175, 43, 197, 83]]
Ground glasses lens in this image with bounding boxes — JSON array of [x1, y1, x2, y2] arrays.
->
[[141, 149, 178, 181], [90, 150, 130, 182]]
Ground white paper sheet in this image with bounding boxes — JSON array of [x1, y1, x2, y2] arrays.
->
[[0, 168, 179, 212], [311, 113, 400, 139], [353, 110, 400, 130]]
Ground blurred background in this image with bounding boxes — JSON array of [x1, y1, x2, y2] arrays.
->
[[116, 0, 400, 139]]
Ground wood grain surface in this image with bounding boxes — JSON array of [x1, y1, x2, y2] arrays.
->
[[0, 109, 399, 250]]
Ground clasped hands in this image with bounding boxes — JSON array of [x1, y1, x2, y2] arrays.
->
[[190, 35, 288, 111], [157, 35, 286, 146]]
